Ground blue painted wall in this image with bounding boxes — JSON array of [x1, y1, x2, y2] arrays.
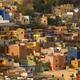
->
[[67, 47, 77, 65], [0, 9, 10, 20]]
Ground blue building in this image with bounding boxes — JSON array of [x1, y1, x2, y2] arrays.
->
[[67, 47, 77, 65], [0, 9, 10, 20], [77, 51, 80, 59]]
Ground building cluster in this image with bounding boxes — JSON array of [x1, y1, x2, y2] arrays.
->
[[0, 1, 79, 75]]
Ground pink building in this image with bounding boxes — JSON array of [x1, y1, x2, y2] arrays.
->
[[40, 47, 67, 70]]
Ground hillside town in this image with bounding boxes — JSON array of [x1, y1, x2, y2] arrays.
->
[[0, 0, 79, 80]]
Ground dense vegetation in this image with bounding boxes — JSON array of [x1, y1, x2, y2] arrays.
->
[[16, 0, 80, 15]]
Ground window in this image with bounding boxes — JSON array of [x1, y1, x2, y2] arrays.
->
[[6, 47, 9, 53], [0, 60, 3, 63], [8, 59, 12, 62], [0, 27, 1, 31], [26, 19, 28, 21], [4, 36, 8, 40], [44, 20, 46, 23], [75, 62, 76, 65], [17, 34, 18, 36], [56, 60, 58, 62], [65, 57, 67, 61], [1, 37, 4, 39], [21, 32, 23, 34]]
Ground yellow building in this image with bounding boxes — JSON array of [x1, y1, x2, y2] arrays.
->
[[15, 28, 25, 40], [71, 58, 78, 69], [54, 4, 74, 16], [0, 58, 6, 65], [36, 15, 48, 25], [9, 28, 25, 40], [53, 26, 68, 34], [0, 57, 14, 67], [40, 15, 48, 25], [26, 42, 37, 48], [0, 26, 25, 40], [0, 23, 20, 40], [0, 1, 3, 8]]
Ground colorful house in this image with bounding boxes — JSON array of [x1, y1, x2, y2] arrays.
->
[[67, 47, 77, 65], [71, 58, 78, 69], [0, 55, 14, 67]]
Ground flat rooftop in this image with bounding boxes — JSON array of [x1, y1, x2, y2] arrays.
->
[[0, 23, 19, 27]]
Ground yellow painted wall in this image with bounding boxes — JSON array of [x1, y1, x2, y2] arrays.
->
[[71, 58, 78, 69]]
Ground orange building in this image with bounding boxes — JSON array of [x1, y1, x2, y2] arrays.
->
[[9, 28, 25, 40], [7, 44, 20, 57], [40, 47, 67, 70], [5, 43, 33, 59], [77, 73, 80, 80], [52, 54, 66, 70]]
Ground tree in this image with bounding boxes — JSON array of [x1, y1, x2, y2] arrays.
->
[[33, 0, 45, 13], [33, 0, 59, 13], [17, 3, 34, 15]]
